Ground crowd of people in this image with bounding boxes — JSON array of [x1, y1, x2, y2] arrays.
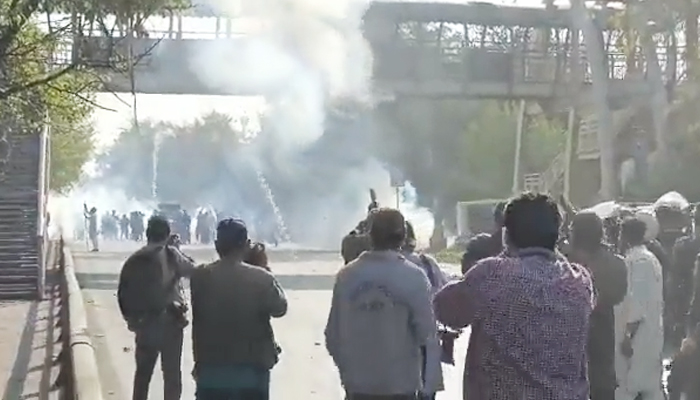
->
[[81, 205, 229, 252], [113, 190, 700, 400]]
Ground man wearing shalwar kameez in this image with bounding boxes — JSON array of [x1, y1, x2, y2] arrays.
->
[[615, 217, 665, 400]]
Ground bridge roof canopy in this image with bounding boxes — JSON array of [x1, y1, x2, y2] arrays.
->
[[364, 1, 617, 28]]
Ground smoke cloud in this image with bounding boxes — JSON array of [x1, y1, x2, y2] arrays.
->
[[66, 0, 435, 249], [181, 0, 435, 248]]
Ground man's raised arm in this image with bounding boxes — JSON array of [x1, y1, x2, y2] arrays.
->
[[434, 259, 490, 329]]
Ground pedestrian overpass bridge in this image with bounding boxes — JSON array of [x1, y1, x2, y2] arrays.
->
[[60, 1, 653, 101]]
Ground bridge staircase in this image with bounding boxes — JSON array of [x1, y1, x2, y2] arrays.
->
[[0, 129, 48, 299]]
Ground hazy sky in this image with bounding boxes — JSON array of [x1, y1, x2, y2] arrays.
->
[[91, 94, 265, 150]]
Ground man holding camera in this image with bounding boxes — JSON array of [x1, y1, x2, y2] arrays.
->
[[190, 218, 287, 400], [117, 216, 198, 400]]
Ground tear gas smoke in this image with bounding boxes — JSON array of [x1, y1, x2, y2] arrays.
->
[[181, 0, 432, 247], [49, 184, 154, 240], [60, 0, 435, 249]]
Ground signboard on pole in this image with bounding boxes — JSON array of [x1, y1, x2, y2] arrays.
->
[[388, 166, 405, 188]]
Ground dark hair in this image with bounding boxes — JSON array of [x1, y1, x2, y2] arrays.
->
[[503, 192, 560, 251], [570, 212, 604, 252], [215, 218, 249, 257], [146, 216, 170, 243], [620, 217, 647, 247], [369, 208, 406, 250]]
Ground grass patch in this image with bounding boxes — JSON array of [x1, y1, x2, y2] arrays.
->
[[433, 247, 463, 264]]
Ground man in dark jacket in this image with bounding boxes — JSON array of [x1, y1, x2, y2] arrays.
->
[[118, 216, 197, 400], [568, 212, 628, 400], [670, 209, 700, 347], [460, 201, 505, 274], [190, 218, 287, 400]]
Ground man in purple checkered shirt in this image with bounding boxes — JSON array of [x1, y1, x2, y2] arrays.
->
[[434, 193, 596, 400]]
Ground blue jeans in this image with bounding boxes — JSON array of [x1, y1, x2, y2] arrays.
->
[[195, 365, 270, 400]]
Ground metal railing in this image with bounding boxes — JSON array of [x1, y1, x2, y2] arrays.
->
[[542, 152, 566, 193]]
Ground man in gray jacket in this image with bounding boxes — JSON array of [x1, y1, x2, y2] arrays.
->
[[325, 208, 439, 400]]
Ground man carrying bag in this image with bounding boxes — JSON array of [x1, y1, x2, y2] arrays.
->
[[118, 216, 197, 400]]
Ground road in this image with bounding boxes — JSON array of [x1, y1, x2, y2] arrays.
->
[[72, 241, 468, 400]]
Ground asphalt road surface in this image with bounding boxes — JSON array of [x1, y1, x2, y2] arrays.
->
[[72, 241, 468, 400]]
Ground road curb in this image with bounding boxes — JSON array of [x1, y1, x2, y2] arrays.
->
[[61, 239, 105, 400]]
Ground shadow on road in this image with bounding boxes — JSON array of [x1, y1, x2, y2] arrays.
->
[[76, 272, 336, 291], [73, 250, 341, 264], [2, 269, 63, 400]]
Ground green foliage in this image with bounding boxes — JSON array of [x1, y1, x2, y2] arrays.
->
[[433, 247, 463, 264], [50, 0, 191, 26], [625, 118, 700, 202], [1, 0, 100, 193], [381, 100, 566, 212], [97, 112, 244, 203]]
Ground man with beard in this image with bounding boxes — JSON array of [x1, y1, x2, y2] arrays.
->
[[190, 219, 286, 400], [460, 201, 505, 274], [326, 208, 439, 400], [117, 216, 197, 400], [569, 212, 628, 400]]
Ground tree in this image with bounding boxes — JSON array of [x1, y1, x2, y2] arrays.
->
[[1, 0, 194, 193], [375, 99, 565, 214], [96, 112, 245, 204], [1, 0, 101, 193]]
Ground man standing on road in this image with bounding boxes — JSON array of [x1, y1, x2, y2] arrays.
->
[[326, 208, 440, 400], [190, 218, 287, 400], [84, 204, 99, 252], [434, 193, 595, 399], [117, 216, 197, 400], [616, 217, 665, 400], [568, 212, 627, 400]]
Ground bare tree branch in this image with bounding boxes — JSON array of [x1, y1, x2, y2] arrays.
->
[[0, 63, 75, 99], [45, 81, 117, 112]]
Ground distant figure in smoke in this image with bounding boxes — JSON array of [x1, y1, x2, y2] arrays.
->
[[120, 214, 130, 240], [196, 211, 215, 245], [130, 211, 145, 242], [180, 210, 191, 245], [83, 204, 99, 252], [101, 211, 112, 240], [111, 210, 119, 239]]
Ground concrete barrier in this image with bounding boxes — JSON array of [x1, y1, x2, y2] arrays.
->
[[60, 239, 104, 400]]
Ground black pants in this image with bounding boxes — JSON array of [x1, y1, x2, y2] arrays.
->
[[196, 388, 267, 400], [346, 394, 418, 400], [132, 317, 184, 400]]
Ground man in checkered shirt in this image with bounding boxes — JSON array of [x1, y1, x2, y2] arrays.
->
[[434, 192, 596, 400]]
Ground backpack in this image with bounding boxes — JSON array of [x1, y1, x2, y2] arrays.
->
[[117, 245, 179, 323]]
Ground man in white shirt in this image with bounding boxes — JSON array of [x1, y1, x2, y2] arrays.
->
[[616, 217, 665, 400]]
